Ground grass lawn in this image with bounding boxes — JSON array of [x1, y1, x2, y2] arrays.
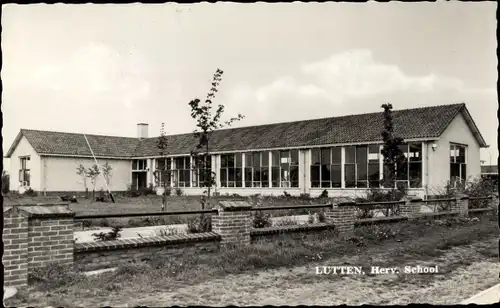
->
[[4, 194, 336, 228], [5, 213, 498, 306]]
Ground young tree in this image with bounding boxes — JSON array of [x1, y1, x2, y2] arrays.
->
[[86, 164, 101, 200], [76, 164, 89, 199], [188, 68, 244, 208], [101, 162, 113, 186], [380, 103, 406, 199], [156, 122, 170, 211]]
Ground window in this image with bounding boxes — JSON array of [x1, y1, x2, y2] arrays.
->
[[132, 159, 147, 171], [271, 150, 299, 188], [154, 158, 172, 187], [245, 151, 269, 187], [19, 156, 30, 187], [311, 147, 341, 188], [192, 155, 212, 187], [450, 144, 466, 185], [383, 143, 423, 189], [173, 157, 191, 187], [220, 153, 243, 187], [368, 145, 380, 188]]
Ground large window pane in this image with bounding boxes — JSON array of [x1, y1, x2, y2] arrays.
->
[[235, 168, 242, 187], [368, 145, 379, 162], [261, 167, 269, 187], [357, 163, 368, 182], [345, 165, 356, 188], [227, 155, 235, 167], [460, 164, 467, 181], [332, 147, 341, 164], [281, 164, 290, 182], [271, 166, 279, 187], [345, 147, 356, 164], [311, 166, 320, 187], [368, 163, 380, 188], [245, 168, 253, 187], [311, 149, 321, 165], [290, 166, 299, 187], [235, 153, 242, 167], [271, 151, 279, 166], [409, 162, 422, 188], [331, 165, 341, 188], [321, 165, 331, 188], [456, 146, 466, 163], [280, 151, 290, 164], [409, 143, 422, 162], [396, 160, 408, 181], [321, 148, 331, 165], [291, 150, 299, 165], [262, 151, 269, 167], [246, 153, 253, 167]]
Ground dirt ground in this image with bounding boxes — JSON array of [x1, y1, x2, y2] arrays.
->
[[9, 235, 498, 307]]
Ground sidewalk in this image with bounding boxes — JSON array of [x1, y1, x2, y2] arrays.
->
[[461, 283, 500, 304]]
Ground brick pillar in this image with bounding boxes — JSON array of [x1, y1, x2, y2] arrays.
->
[[400, 196, 422, 218], [212, 201, 252, 246], [325, 202, 355, 237], [18, 204, 75, 273], [3, 207, 29, 288], [452, 194, 469, 216]]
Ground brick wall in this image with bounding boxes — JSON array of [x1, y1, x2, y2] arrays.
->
[[325, 202, 355, 236], [212, 201, 252, 246], [3, 208, 29, 287], [74, 233, 220, 271], [27, 216, 74, 272], [401, 196, 422, 218], [451, 194, 469, 216]]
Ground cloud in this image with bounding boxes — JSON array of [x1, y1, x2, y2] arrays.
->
[[247, 49, 467, 107], [28, 42, 151, 108]]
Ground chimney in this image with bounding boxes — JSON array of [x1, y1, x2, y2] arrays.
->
[[137, 123, 149, 140]]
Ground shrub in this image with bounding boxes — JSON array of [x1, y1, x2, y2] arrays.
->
[[319, 189, 329, 199], [163, 187, 172, 196], [92, 226, 123, 241], [273, 217, 299, 227], [299, 193, 311, 200], [155, 226, 182, 237], [175, 187, 183, 196], [140, 184, 156, 196], [24, 187, 37, 197], [283, 191, 291, 198], [187, 214, 211, 233], [308, 213, 315, 224], [1, 170, 9, 194], [253, 210, 272, 228], [317, 211, 326, 223], [125, 184, 141, 198]]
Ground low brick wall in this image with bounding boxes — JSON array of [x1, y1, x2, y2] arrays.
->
[[250, 223, 335, 241], [74, 232, 220, 271]]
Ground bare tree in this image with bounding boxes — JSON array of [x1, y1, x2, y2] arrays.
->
[[86, 164, 101, 200], [76, 164, 89, 199], [188, 68, 244, 208], [156, 122, 170, 211]]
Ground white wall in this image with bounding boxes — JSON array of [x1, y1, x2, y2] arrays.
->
[[9, 136, 41, 191], [42, 156, 132, 192], [427, 112, 481, 192]]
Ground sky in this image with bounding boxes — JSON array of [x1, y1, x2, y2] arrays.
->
[[2, 2, 498, 166]]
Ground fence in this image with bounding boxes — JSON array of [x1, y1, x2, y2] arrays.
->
[[3, 193, 498, 288]]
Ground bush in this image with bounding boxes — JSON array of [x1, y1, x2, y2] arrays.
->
[[140, 184, 156, 196], [163, 187, 172, 196], [2, 171, 9, 194], [308, 213, 315, 224], [317, 211, 326, 223], [319, 189, 328, 199], [273, 217, 299, 227], [253, 210, 272, 228], [175, 187, 183, 196], [24, 187, 37, 197], [187, 214, 211, 233], [92, 226, 123, 241], [299, 193, 311, 200], [283, 191, 291, 198]]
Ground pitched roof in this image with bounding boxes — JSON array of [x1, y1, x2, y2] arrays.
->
[[481, 165, 498, 174], [5, 103, 488, 159]]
